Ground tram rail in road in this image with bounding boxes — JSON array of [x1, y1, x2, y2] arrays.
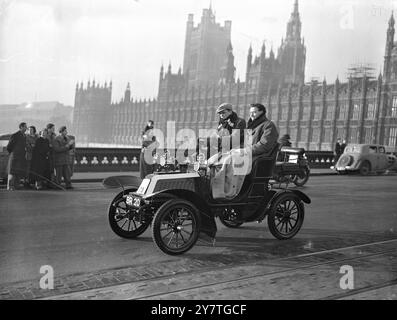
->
[[35, 238, 397, 300]]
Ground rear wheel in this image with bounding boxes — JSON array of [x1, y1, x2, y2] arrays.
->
[[359, 161, 371, 176], [152, 199, 201, 255], [219, 208, 243, 228], [268, 193, 304, 240], [108, 191, 151, 239], [293, 167, 310, 187]]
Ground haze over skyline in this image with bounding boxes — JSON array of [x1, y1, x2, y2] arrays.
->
[[0, 0, 396, 106]]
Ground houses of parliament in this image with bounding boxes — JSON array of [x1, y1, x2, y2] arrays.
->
[[72, 1, 397, 151]]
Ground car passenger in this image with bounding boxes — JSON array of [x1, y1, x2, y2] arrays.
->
[[245, 103, 279, 162], [209, 103, 279, 200], [216, 103, 246, 151]]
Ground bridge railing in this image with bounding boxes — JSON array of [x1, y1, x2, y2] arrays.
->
[[74, 148, 141, 172], [74, 147, 335, 172]]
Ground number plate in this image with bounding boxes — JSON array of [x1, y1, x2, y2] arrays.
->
[[126, 196, 141, 207], [288, 155, 298, 163]]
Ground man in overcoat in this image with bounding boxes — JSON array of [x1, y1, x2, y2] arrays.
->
[[53, 126, 75, 189], [31, 129, 51, 190], [6, 122, 28, 190], [245, 103, 279, 162]]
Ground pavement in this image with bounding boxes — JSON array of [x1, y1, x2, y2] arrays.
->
[[0, 175, 396, 300]]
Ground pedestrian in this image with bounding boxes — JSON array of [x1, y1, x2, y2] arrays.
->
[[26, 125, 39, 186], [31, 129, 51, 190], [6, 122, 28, 190], [140, 120, 157, 179], [46, 123, 57, 185], [53, 126, 75, 189], [334, 138, 342, 164], [67, 134, 76, 176], [341, 139, 347, 154]]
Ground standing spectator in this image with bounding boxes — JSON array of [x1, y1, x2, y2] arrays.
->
[[341, 139, 347, 154], [46, 123, 57, 185], [25, 125, 38, 186], [334, 138, 342, 164], [31, 129, 51, 190], [6, 122, 28, 190], [53, 126, 75, 189], [67, 134, 76, 176], [140, 120, 157, 179]]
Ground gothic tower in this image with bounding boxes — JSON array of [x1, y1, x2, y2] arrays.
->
[[124, 83, 131, 103], [182, 5, 232, 87], [383, 12, 395, 82], [220, 42, 236, 84], [277, 0, 306, 85]]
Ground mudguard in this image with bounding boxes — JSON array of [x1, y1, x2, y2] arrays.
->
[[290, 189, 311, 204], [102, 175, 142, 189], [267, 189, 311, 210]]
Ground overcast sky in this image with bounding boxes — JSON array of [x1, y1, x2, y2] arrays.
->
[[0, 0, 396, 106]]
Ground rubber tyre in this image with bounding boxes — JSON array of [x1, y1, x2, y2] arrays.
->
[[293, 167, 310, 187], [152, 199, 201, 255], [219, 217, 244, 228], [359, 161, 371, 176], [108, 190, 150, 239], [268, 193, 304, 240]]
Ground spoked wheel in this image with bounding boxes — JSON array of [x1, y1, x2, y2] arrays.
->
[[219, 208, 243, 228], [293, 167, 310, 187], [108, 192, 150, 239], [268, 193, 304, 240], [152, 199, 201, 255]]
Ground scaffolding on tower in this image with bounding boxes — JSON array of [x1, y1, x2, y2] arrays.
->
[[346, 63, 377, 80]]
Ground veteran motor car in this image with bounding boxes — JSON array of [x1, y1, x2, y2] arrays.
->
[[106, 146, 311, 255]]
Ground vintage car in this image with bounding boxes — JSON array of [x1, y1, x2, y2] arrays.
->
[[0, 134, 11, 184], [273, 147, 310, 187], [106, 146, 311, 255], [332, 144, 397, 175]]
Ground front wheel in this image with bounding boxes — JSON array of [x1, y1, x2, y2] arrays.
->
[[293, 167, 310, 187], [108, 191, 151, 239], [267, 193, 304, 240], [152, 199, 201, 255]]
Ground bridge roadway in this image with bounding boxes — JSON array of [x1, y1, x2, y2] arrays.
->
[[0, 175, 396, 300]]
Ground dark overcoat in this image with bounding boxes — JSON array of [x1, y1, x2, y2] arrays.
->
[[53, 135, 71, 166], [31, 137, 51, 181], [247, 113, 279, 161], [6, 131, 27, 176], [217, 111, 246, 150], [140, 127, 157, 179]]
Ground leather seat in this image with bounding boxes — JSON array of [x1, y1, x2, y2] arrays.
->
[[235, 144, 279, 197]]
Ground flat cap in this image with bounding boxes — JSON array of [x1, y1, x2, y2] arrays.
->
[[216, 103, 233, 113]]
